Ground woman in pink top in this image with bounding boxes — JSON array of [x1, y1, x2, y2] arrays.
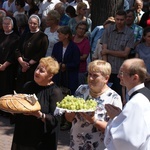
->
[[73, 21, 90, 86]]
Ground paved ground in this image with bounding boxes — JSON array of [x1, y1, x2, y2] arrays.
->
[[0, 115, 70, 150]]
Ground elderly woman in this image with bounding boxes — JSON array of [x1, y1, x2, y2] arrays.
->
[[15, 14, 49, 92], [44, 10, 60, 56], [11, 56, 63, 150], [65, 60, 122, 150], [0, 16, 19, 97]]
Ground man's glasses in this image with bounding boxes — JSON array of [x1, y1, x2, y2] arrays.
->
[[118, 71, 131, 77]]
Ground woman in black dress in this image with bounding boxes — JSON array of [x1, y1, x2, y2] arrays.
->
[[15, 14, 49, 92], [11, 56, 63, 150], [0, 16, 19, 97]]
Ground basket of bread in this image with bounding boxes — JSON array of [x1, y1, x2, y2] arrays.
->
[[0, 93, 41, 113]]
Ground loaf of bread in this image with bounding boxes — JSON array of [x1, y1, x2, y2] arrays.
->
[[0, 94, 41, 113]]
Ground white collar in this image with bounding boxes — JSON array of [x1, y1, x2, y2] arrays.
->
[[128, 83, 145, 97], [5, 30, 13, 35], [30, 29, 40, 33]]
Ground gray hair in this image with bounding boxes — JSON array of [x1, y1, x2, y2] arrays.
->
[[0, 10, 6, 17], [54, 2, 65, 13], [0, 10, 6, 25]]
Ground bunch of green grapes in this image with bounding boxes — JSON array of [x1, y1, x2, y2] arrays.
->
[[86, 99, 97, 110], [57, 95, 97, 110]]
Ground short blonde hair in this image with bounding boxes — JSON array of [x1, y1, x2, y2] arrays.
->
[[88, 60, 111, 77], [39, 57, 59, 75]]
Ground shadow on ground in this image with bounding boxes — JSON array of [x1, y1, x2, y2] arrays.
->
[[0, 115, 70, 150], [58, 130, 70, 145], [0, 115, 14, 136]]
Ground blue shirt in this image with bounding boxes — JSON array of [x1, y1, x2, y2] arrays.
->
[[136, 43, 150, 73], [59, 14, 70, 26], [90, 25, 104, 52], [124, 0, 129, 11], [130, 23, 143, 43]]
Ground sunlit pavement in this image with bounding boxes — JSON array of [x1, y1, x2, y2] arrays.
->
[[0, 115, 70, 150]]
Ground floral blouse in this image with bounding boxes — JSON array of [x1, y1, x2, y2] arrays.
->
[[70, 84, 122, 150]]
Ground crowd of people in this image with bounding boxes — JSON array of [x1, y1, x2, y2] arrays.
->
[[0, 0, 150, 150]]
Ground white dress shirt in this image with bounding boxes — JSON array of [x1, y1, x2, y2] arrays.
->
[[104, 83, 150, 150]]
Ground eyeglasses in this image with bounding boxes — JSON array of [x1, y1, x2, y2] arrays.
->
[[118, 71, 130, 77]]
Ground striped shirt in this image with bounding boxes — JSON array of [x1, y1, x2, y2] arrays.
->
[[101, 24, 134, 74]]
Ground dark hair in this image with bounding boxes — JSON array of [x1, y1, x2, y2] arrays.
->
[[142, 27, 150, 42], [27, 0, 36, 7], [116, 10, 127, 17], [66, 5, 77, 18], [57, 26, 72, 40], [15, 0, 25, 8], [126, 9, 136, 18], [75, 21, 88, 32], [15, 14, 28, 28], [143, 27, 150, 36]]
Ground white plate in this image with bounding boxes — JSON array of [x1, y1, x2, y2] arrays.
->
[[56, 107, 95, 113]]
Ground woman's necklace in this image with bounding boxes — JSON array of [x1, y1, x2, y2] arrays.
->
[[90, 86, 109, 98]]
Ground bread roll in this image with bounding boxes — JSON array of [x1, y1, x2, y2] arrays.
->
[[0, 94, 41, 113]]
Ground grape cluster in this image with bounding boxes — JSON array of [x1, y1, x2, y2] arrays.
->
[[57, 95, 97, 110]]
